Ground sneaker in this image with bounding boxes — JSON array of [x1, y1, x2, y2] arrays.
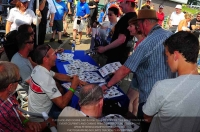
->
[[50, 38, 55, 42], [58, 40, 63, 44]]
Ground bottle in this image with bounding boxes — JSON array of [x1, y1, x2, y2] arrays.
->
[[71, 42, 75, 53]]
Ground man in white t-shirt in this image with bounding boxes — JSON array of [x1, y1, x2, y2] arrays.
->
[[143, 31, 200, 132], [28, 44, 84, 122], [168, 4, 184, 33]]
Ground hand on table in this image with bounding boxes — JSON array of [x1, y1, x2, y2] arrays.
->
[[101, 85, 108, 93], [71, 75, 79, 90], [26, 121, 41, 132]]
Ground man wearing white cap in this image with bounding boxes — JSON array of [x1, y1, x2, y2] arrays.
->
[[168, 4, 184, 33]]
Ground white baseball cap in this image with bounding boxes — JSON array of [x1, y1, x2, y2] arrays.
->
[[175, 5, 182, 9]]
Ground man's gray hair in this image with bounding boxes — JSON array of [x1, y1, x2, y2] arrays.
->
[[79, 84, 103, 106], [0, 61, 19, 91], [147, 19, 158, 24]]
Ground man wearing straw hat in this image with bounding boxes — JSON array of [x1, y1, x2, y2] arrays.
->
[[102, 9, 174, 131]]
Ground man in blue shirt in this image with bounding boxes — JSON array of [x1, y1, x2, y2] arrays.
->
[[102, 9, 174, 132], [72, 0, 90, 45], [50, 0, 68, 44]]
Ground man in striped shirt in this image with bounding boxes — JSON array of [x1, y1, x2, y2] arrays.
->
[[102, 9, 174, 131]]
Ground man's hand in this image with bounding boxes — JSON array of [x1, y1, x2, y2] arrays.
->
[[55, 48, 64, 53], [71, 75, 79, 90], [49, 21, 53, 27], [46, 117, 56, 127], [68, 11, 72, 15], [97, 46, 106, 53], [79, 80, 87, 87], [26, 122, 41, 132], [101, 85, 108, 93]]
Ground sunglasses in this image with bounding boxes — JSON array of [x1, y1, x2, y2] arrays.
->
[[43, 44, 52, 58], [13, 77, 22, 84]]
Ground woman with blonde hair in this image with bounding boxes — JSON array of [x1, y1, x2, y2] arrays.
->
[[6, 0, 41, 34], [177, 12, 193, 32]]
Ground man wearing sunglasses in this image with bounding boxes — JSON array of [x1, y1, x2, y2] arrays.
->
[[28, 44, 85, 121], [190, 12, 200, 38], [0, 61, 56, 131]]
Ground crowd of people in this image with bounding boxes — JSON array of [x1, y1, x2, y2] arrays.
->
[[0, 0, 200, 131]]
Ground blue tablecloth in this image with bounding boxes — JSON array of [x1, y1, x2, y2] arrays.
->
[[56, 50, 129, 110]]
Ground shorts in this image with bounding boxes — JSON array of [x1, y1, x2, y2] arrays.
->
[[52, 20, 63, 32], [87, 18, 95, 28], [73, 17, 86, 32]]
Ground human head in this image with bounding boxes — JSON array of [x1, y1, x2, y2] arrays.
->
[[33, 44, 56, 67], [175, 4, 182, 14], [108, 6, 119, 22], [158, 4, 164, 12], [80, 0, 85, 3], [184, 13, 193, 22], [137, 9, 158, 35], [18, 24, 35, 40], [128, 18, 142, 36], [119, 0, 135, 13], [16, 0, 28, 10], [79, 84, 103, 117], [16, 32, 34, 51], [146, 0, 151, 5], [196, 12, 200, 21], [164, 31, 199, 72], [0, 61, 20, 98]]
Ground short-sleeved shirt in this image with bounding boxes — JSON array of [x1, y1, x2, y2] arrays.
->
[[190, 18, 200, 30], [6, 7, 36, 31], [104, 12, 137, 64], [98, 11, 104, 23], [170, 12, 185, 26], [157, 12, 164, 26], [76, 1, 90, 17], [11, 52, 33, 82], [28, 65, 61, 118], [54, 0, 68, 20], [124, 25, 173, 103], [143, 75, 200, 132], [0, 96, 25, 132]]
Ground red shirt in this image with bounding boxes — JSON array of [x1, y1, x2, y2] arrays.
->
[[0, 96, 25, 132], [157, 12, 165, 26]]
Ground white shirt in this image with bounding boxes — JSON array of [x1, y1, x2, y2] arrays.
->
[[170, 12, 185, 26], [6, 7, 37, 31], [28, 0, 56, 14], [28, 65, 61, 119]]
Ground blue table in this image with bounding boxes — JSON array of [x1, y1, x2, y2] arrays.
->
[[56, 50, 129, 110]]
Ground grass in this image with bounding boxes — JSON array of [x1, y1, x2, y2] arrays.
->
[[182, 6, 199, 15]]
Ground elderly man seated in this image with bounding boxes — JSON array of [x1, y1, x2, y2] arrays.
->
[[0, 61, 55, 131], [58, 84, 121, 132], [28, 44, 85, 122]]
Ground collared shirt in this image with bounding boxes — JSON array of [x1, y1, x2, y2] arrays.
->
[[6, 7, 37, 31], [0, 96, 25, 132], [28, 65, 61, 122], [124, 25, 173, 103], [170, 12, 185, 25], [75, 1, 90, 17]]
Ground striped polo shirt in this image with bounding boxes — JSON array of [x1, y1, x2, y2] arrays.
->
[[124, 25, 174, 103]]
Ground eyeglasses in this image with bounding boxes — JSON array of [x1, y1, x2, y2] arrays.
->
[[13, 77, 22, 84], [26, 41, 34, 44], [43, 44, 51, 58]]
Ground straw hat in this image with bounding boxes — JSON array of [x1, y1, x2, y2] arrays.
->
[[137, 9, 158, 20]]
